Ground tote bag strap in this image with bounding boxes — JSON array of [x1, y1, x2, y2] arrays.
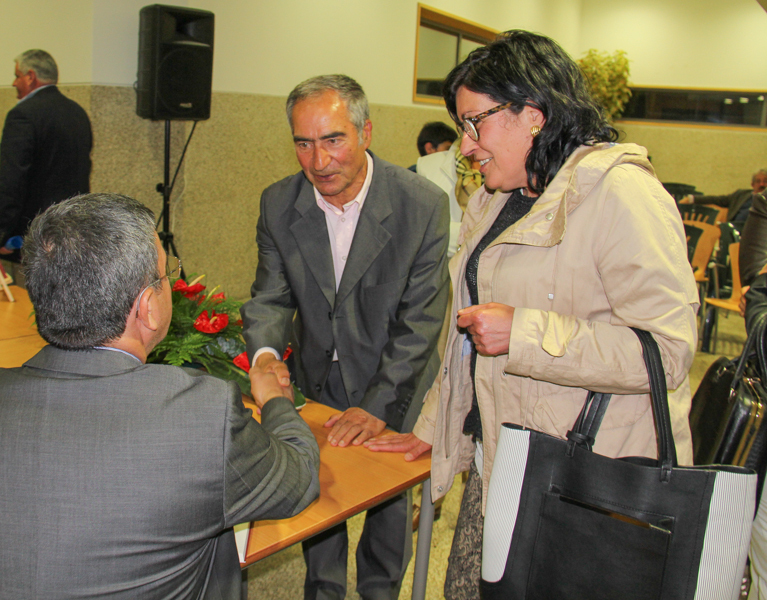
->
[[630, 327, 678, 480], [568, 392, 612, 451], [733, 311, 766, 381], [569, 329, 678, 480], [752, 311, 767, 382]]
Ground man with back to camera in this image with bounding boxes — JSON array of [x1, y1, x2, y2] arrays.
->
[[240, 75, 449, 600], [0, 49, 92, 272], [679, 168, 767, 230], [0, 193, 320, 599]]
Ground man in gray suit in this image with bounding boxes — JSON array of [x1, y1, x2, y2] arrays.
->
[[0, 193, 320, 599], [240, 75, 449, 600]]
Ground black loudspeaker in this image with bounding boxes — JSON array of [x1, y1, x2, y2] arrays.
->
[[136, 4, 214, 121]]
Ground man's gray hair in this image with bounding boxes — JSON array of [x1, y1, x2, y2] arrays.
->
[[286, 74, 369, 137], [15, 49, 58, 84], [23, 193, 160, 350], [754, 169, 767, 183]]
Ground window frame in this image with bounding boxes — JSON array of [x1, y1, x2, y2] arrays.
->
[[413, 4, 498, 105]]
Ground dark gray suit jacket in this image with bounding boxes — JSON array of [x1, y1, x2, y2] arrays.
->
[[241, 152, 449, 432], [0, 346, 320, 599], [0, 85, 92, 247]]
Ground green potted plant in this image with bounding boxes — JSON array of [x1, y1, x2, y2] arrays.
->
[[578, 49, 631, 121]]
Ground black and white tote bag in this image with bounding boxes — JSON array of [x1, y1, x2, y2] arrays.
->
[[481, 328, 756, 600]]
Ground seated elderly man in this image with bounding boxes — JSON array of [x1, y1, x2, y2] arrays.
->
[[680, 168, 767, 230], [0, 193, 320, 599]]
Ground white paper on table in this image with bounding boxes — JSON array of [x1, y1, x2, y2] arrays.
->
[[234, 522, 251, 563]]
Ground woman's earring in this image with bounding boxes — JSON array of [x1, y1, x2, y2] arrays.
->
[[530, 125, 542, 138]]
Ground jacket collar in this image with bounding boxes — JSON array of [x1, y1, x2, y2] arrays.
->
[[463, 143, 655, 250], [23, 345, 144, 378], [289, 151, 393, 308]]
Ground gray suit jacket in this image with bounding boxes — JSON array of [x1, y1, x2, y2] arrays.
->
[[241, 152, 449, 432], [0, 346, 320, 599]]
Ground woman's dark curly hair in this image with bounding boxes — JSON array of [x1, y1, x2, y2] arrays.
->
[[443, 30, 618, 195]]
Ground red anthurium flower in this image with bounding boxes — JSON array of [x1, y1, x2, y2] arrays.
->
[[173, 279, 206, 298], [233, 352, 250, 373], [193, 310, 229, 334], [211, 292, 226, 303]]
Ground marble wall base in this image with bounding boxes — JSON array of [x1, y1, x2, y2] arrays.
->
[[1, 85, 765, 298]]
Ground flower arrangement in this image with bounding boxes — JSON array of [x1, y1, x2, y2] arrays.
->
[[147, 275, 252, 395]]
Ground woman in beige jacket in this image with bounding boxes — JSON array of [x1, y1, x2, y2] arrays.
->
[[366, 31, 698, 598]]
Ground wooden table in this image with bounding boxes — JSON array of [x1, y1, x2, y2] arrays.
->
[[240, 397, 436, 600], [0, 288, 436, 599], [0, 286, 47, 367]]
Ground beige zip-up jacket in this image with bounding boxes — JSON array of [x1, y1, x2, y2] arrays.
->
[[413, 143, 699, 513]]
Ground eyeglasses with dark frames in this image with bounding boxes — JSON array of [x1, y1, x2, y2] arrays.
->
[[459, 100, 541, 142], [459, 101, 515, 142]]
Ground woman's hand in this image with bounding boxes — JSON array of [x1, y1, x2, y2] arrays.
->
[[364, 432, 432, 461], [457, 302, 515, 356]]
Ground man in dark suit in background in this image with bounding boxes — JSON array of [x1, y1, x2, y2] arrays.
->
[[0, 49, 92, 267], [679, 168, 767, 230], [240, 75, 449, 600], [0, 193, 320, 599]]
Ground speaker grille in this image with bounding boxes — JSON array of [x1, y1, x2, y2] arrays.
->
[[136, 5, 214, 121]]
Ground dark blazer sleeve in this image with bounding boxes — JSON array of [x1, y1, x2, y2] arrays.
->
[[692, 190, 743, 207], [357, 181, 450, 430], [693, 189, 753, 222], [740, 193, 767, 288], [223, 394, 319, 526], [0, 108, 34, 242], [240, 188, 299, 359]]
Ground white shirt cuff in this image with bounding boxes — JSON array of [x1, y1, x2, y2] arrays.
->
[[252, 347, 281, 368]]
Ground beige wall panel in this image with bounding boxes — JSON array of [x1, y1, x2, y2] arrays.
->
[[19, 84, 767, 298], [369, 104, 453, 169], [88, 85, 186, 225], [0, 84, 451, 299], [618, 122, 767, 195], [180, 92, 295, 300]]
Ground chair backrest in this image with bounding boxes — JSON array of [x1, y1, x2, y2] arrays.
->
[[678, 204, 720, 225], [728, 242, 742, 303], [683, 221, 721, 276], [662, 182, 699, 200], [684, 223, 704, 264], [706, 204, 729, 225]]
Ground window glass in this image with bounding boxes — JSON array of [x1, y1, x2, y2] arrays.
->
[[459, 39, 484, 63], [622, 88, 767, 127], [416, 26, 458, 97]]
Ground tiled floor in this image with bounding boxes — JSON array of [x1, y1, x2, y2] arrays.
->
[[245, 310, 748, 599]]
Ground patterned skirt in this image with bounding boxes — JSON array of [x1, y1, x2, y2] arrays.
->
[[444, 461, 483, 600]]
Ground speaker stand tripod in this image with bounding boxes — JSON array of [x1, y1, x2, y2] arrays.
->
[[156, 119, 195, 281]]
